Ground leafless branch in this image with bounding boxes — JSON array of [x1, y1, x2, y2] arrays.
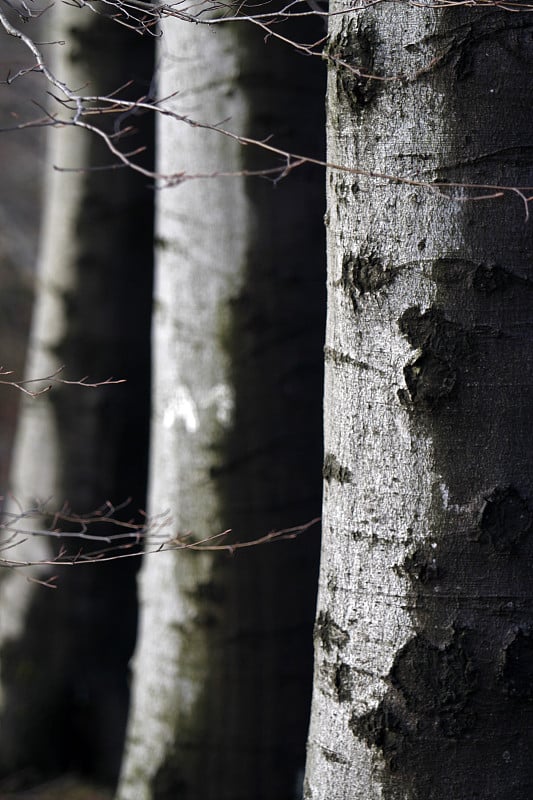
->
[[1, 0, 532, 215], [0, 495, 320, 577], [0, 365, 125, 397]]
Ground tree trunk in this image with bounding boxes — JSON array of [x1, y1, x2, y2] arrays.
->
[[117, 13, 325, 800], [305, 5, 533, 799], [0, 4, 153, 784], [0, 21, 41, 492]]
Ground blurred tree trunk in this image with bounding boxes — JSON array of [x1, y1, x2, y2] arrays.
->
[[305, 4, 533, 799], [0, 3, 153, 786], [117, 12, 325, 800], [0, 9, 43, 495]]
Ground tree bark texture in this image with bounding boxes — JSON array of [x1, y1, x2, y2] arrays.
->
[[117, 12, 325, 800], [305, 4, 533, 800], [0, 5, 153, 783]]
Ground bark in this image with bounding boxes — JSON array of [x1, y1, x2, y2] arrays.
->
[[117, 13, 325, 800], [305, 4, 533, 800], [0, 5, 153, 784]]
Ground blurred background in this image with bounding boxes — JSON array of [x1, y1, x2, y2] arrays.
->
[[0, 20, 43, 493], [0, 10, 153, 796], [0, 6, 325, 798]]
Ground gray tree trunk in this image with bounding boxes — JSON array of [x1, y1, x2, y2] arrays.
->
[[117, 12, 325, 800], [305, 4, 533, 799], [0, 4, 153, 784], [0, 21, 42, 492]]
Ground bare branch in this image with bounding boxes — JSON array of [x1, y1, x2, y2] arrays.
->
[[1, 0, 532, 214], [0, 365, 125, 398], [0, 494, 320, 575]]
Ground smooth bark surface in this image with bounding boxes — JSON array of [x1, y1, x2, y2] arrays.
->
[[306, 5, 533, 799], [118, 13, 325, 800], [0, 5, 153, 783]]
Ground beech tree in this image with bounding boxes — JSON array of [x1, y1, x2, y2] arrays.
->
[[117, 9, 325, 800], [0, 0, 153, 783], [2, 1, 533, 798], [305, 3, 533, 799]]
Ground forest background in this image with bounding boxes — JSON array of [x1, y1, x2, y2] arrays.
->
[[0, 2, 532, 800]]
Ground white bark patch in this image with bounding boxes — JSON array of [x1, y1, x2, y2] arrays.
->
[[163, 383, 234, 432], [163, 384, 200, 432]]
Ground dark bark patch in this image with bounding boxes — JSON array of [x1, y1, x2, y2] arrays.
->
[[403, 352, 456, 407], [323, 452, 352, 484], [351, 632, 477, 779], [314, 610, 349, 653], [324, 345, 371, 371], [477, 485, 532, 553], [350, 706, 407, 773], [154, 235, 170, 251], [431, 257, 472, 286], [472, 264, 510, 294], [322, 747, 348, 764], [330, 18, 379, 111], [334, 663, 353, 702], [398, 306, 456, 352], [390, 634, 477, 731], [402, 548, 439, 585], [342, 249, 396, 311], [398, 306, 467, 408], [499, 629, 533, 699]]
